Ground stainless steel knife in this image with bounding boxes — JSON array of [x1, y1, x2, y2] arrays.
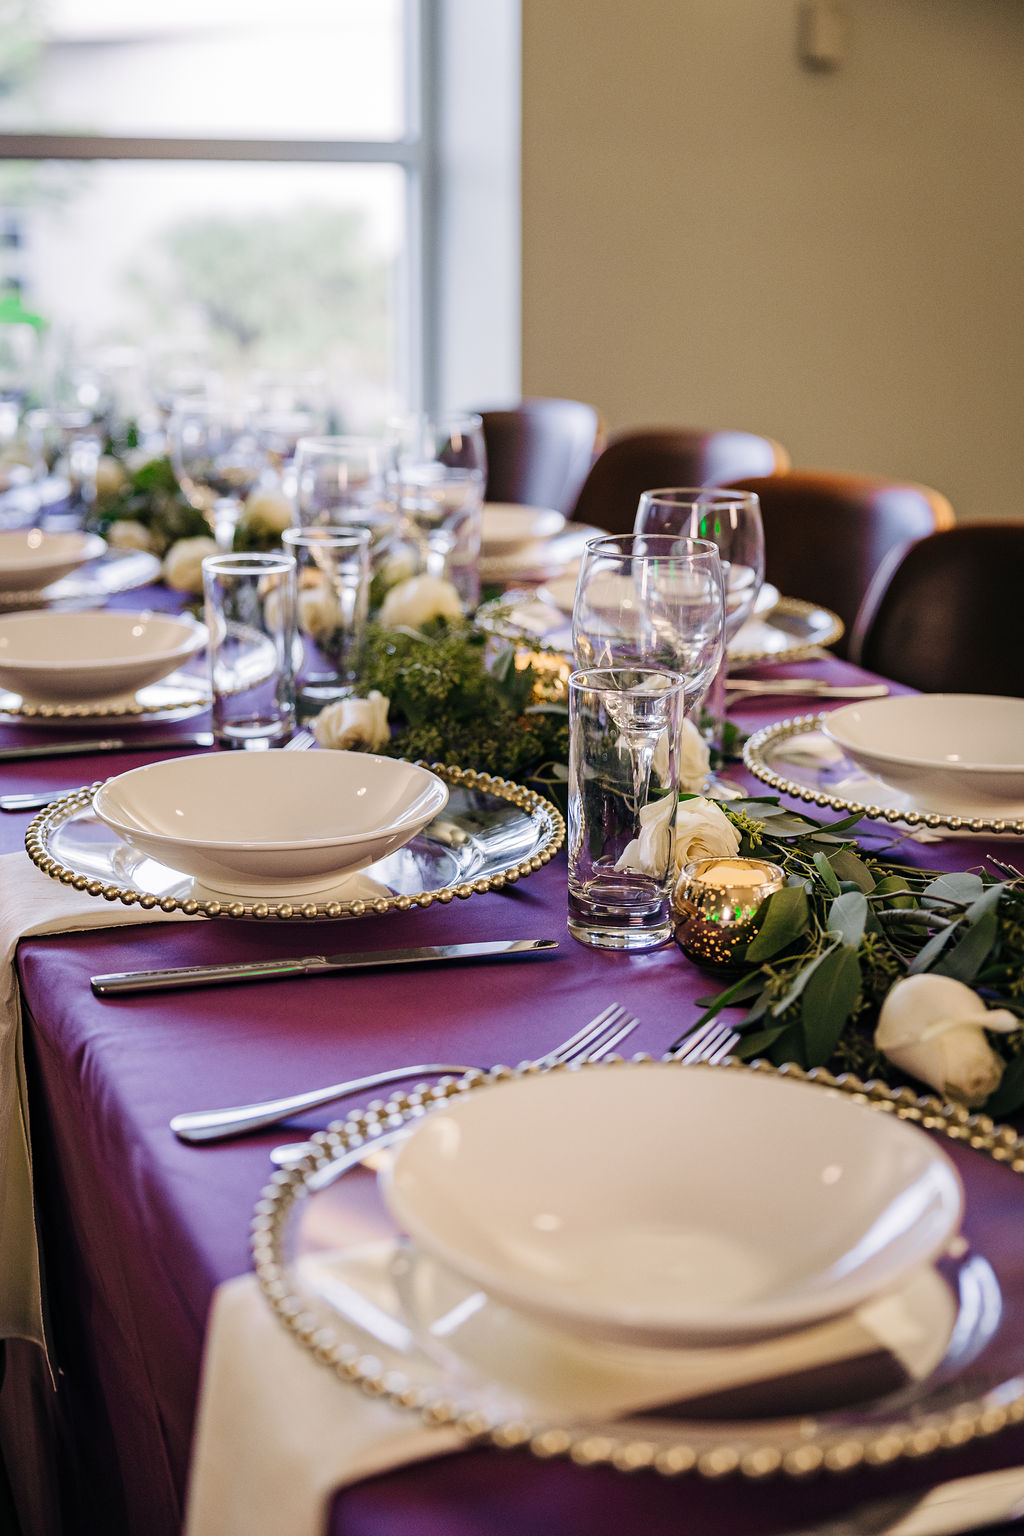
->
[[778, 1462, 1024, 1536], [91, 937, 559, 995], [0, 731, 214, 762]]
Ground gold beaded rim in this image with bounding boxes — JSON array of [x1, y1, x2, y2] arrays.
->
[[250, 1055, 1024, 1478], [744, 715, 1024, 835], [728, 596, 844, 666], [24, 763, 566, 920], [0, 682, 211, 720]]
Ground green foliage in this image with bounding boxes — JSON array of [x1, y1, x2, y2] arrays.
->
[[672, 797, 1024, 1114], [87, 454, 208, 555], [360, 619, 570, 783]]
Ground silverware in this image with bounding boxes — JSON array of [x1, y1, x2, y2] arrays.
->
[[268, 1003, 640, 1167], [175, 1002, 634, 1147], [0, 731, 214, 762], [669, 1016, 740, 1064], [0, 790, 68, 812], [725, 679, 889, 699], [93, 937, 559, 998], [282, 728, 315, 751], [779, 1463, 1024, 1536]]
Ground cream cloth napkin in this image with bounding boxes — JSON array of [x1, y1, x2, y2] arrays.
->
[[0, 849, 193, 1354], [184, 1244, 954, 1536]]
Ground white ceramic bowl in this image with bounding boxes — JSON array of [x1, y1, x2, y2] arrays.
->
[[0, 610, 207, 702], [382, 1063, 963, 1348], [0, 528, 106, 591], [93, 750, 449, 896], [482, 503, 565, 555], [823, 694, 1024, 813]]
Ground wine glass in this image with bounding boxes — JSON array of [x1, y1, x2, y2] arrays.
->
[[292, 434, 402, 573], [389, 412, 487, 610], [167, 401, 270, 552], [571, 534, 726, 718]]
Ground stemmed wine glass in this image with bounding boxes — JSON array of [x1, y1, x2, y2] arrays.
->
[[571, 533, 726, 719], [167, 401, 270, 552], [389, 412, 487, 610], [634, 488, 764, 749], [292, 434, 402, 579]]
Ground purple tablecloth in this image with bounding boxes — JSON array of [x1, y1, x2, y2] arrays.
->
[[1, 648, 1022, 1536]]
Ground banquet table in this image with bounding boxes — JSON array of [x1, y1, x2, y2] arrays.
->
[[1, 606, 1023, 1536]]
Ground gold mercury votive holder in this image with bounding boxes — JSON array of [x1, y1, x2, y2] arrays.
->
[[673, 855, 786, 969]]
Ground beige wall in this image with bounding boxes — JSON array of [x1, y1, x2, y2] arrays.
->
[[521, 0, 1024, 521]]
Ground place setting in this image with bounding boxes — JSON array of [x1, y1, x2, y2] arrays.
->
[[0, 525, 162, 611], [478, 503, 608, 586]]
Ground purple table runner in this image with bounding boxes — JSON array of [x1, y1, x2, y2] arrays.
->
[[1, 655, 1021, 1536]]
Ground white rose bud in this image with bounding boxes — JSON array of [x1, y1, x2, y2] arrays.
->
[[94, 454, 128, 502], [379, 574, 462, 629], [614, 792, 677, 878], [163, 535, 220, 593], [240, 489, 293, 537], [105, 519, 156, 554], [312, 691, 390, 752], [875, 974, 1020, 1107], [673, 796, 742, 876], [677, 716, 711, 794], [297, 580, 342, 641]]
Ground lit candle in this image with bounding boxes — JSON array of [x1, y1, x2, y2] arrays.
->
[[673, 855, 785, 969]]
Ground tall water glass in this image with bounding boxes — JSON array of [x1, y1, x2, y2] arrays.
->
[[389, 412, 487, 610], [292, 434, 401, 580], [202, 552, 297, 748], [572, 534, 725, 718], [282, 526, 371, 720], [568, 667, 685, 950], [635, 489, 764, 744]]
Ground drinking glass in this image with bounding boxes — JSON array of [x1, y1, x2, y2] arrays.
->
[[202, 551, 297, 748], [292, 434, 401, 577], [568, 667, 685, 950], [571, 534, 726, 719], [282, 525, 371, 720], [168, 402, 270, 552], [389, 411, 487, 610]]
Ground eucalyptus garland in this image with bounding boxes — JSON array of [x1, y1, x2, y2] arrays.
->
[[674, 797, 1024, 1115]]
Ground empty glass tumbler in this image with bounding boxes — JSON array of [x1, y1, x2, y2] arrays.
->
[[282, 525, 371, 720], [567, 667, 685, 951], [202, 551, 297, 748]]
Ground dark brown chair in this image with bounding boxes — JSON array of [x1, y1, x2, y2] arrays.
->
[[570, 427, 790, 535], [725, 470, 955, 659], [475, 398, 603, 517], [849, 523, 1024, 695]]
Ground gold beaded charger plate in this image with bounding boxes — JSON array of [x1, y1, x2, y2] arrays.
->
[[744, 715, 1024, 838], [475, 593, 843, 669], [251, 1055, 1024, 1480], [25, 765, 565, 920], [0, 668, 210, 723], [0, 547, 162, 610]]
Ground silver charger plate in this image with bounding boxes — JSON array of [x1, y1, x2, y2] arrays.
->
[[0, 547, 162, 610], [744, 715, 1024, 837], [476, 592, 843, 668], [25, 764, 565, 920], [252, 1055, 1024, 1480]]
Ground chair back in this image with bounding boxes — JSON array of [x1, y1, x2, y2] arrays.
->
[[725, 469, 955, 659], [476, 398, 602, 517], [572, 427, 789, 535], [850, 522, 1024, 695]]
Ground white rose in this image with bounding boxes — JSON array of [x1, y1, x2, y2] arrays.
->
[[163, 535, 220, 593], [379, 574, 462, 629], [614, 792, 676, 878], [313, 690, 390, 751], [240, 489, 293, 537], [106, 519, 156, 554], [875, 974, 1020, 1107], [379, 543, 417, 589], [678, 716, 711, 794], [94, 454, 128, 502], [297, 580, 342, 641], [673, 796, 742, 873]]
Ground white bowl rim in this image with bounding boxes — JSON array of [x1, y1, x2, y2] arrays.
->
[[0, 608, 207, 668], [382, 1063, 964, 1343], [824, 693, 1024, 776], [0, 527, 106, 561], [93, 751, 449, 855]]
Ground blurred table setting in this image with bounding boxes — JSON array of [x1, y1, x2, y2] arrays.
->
[[1, 374, 1024, 1536]]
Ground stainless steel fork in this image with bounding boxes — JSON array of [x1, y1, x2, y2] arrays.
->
[[282, 728, 315, 751], [266, 1003, 639, 1166], [669, 1016, 740, 1065]]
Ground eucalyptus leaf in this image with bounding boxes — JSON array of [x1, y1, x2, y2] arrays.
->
[[906, 919, 959, 974], [871, 874, 916, 909], [734, 1023, 790, 1060], [801, 944, 862, 1066], [934, 905, 999, 984], [743, 885, 810, 962], [767, 1022, 807, 1070], [827, 890, 869, 948], [770, 939, 839, 1017], [923, 872, 985, 907], [828, 849, 876, 892], [813, 852, 842, 897]]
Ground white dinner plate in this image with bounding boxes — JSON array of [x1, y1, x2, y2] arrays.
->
[[478, 521, 607, 584], [481, 503, 565, 556], [382, 1062, 963, 1348]]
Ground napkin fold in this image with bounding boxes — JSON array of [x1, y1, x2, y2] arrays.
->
[[184, 1244, 955, 1536], [0, 850, 194, 1355]]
